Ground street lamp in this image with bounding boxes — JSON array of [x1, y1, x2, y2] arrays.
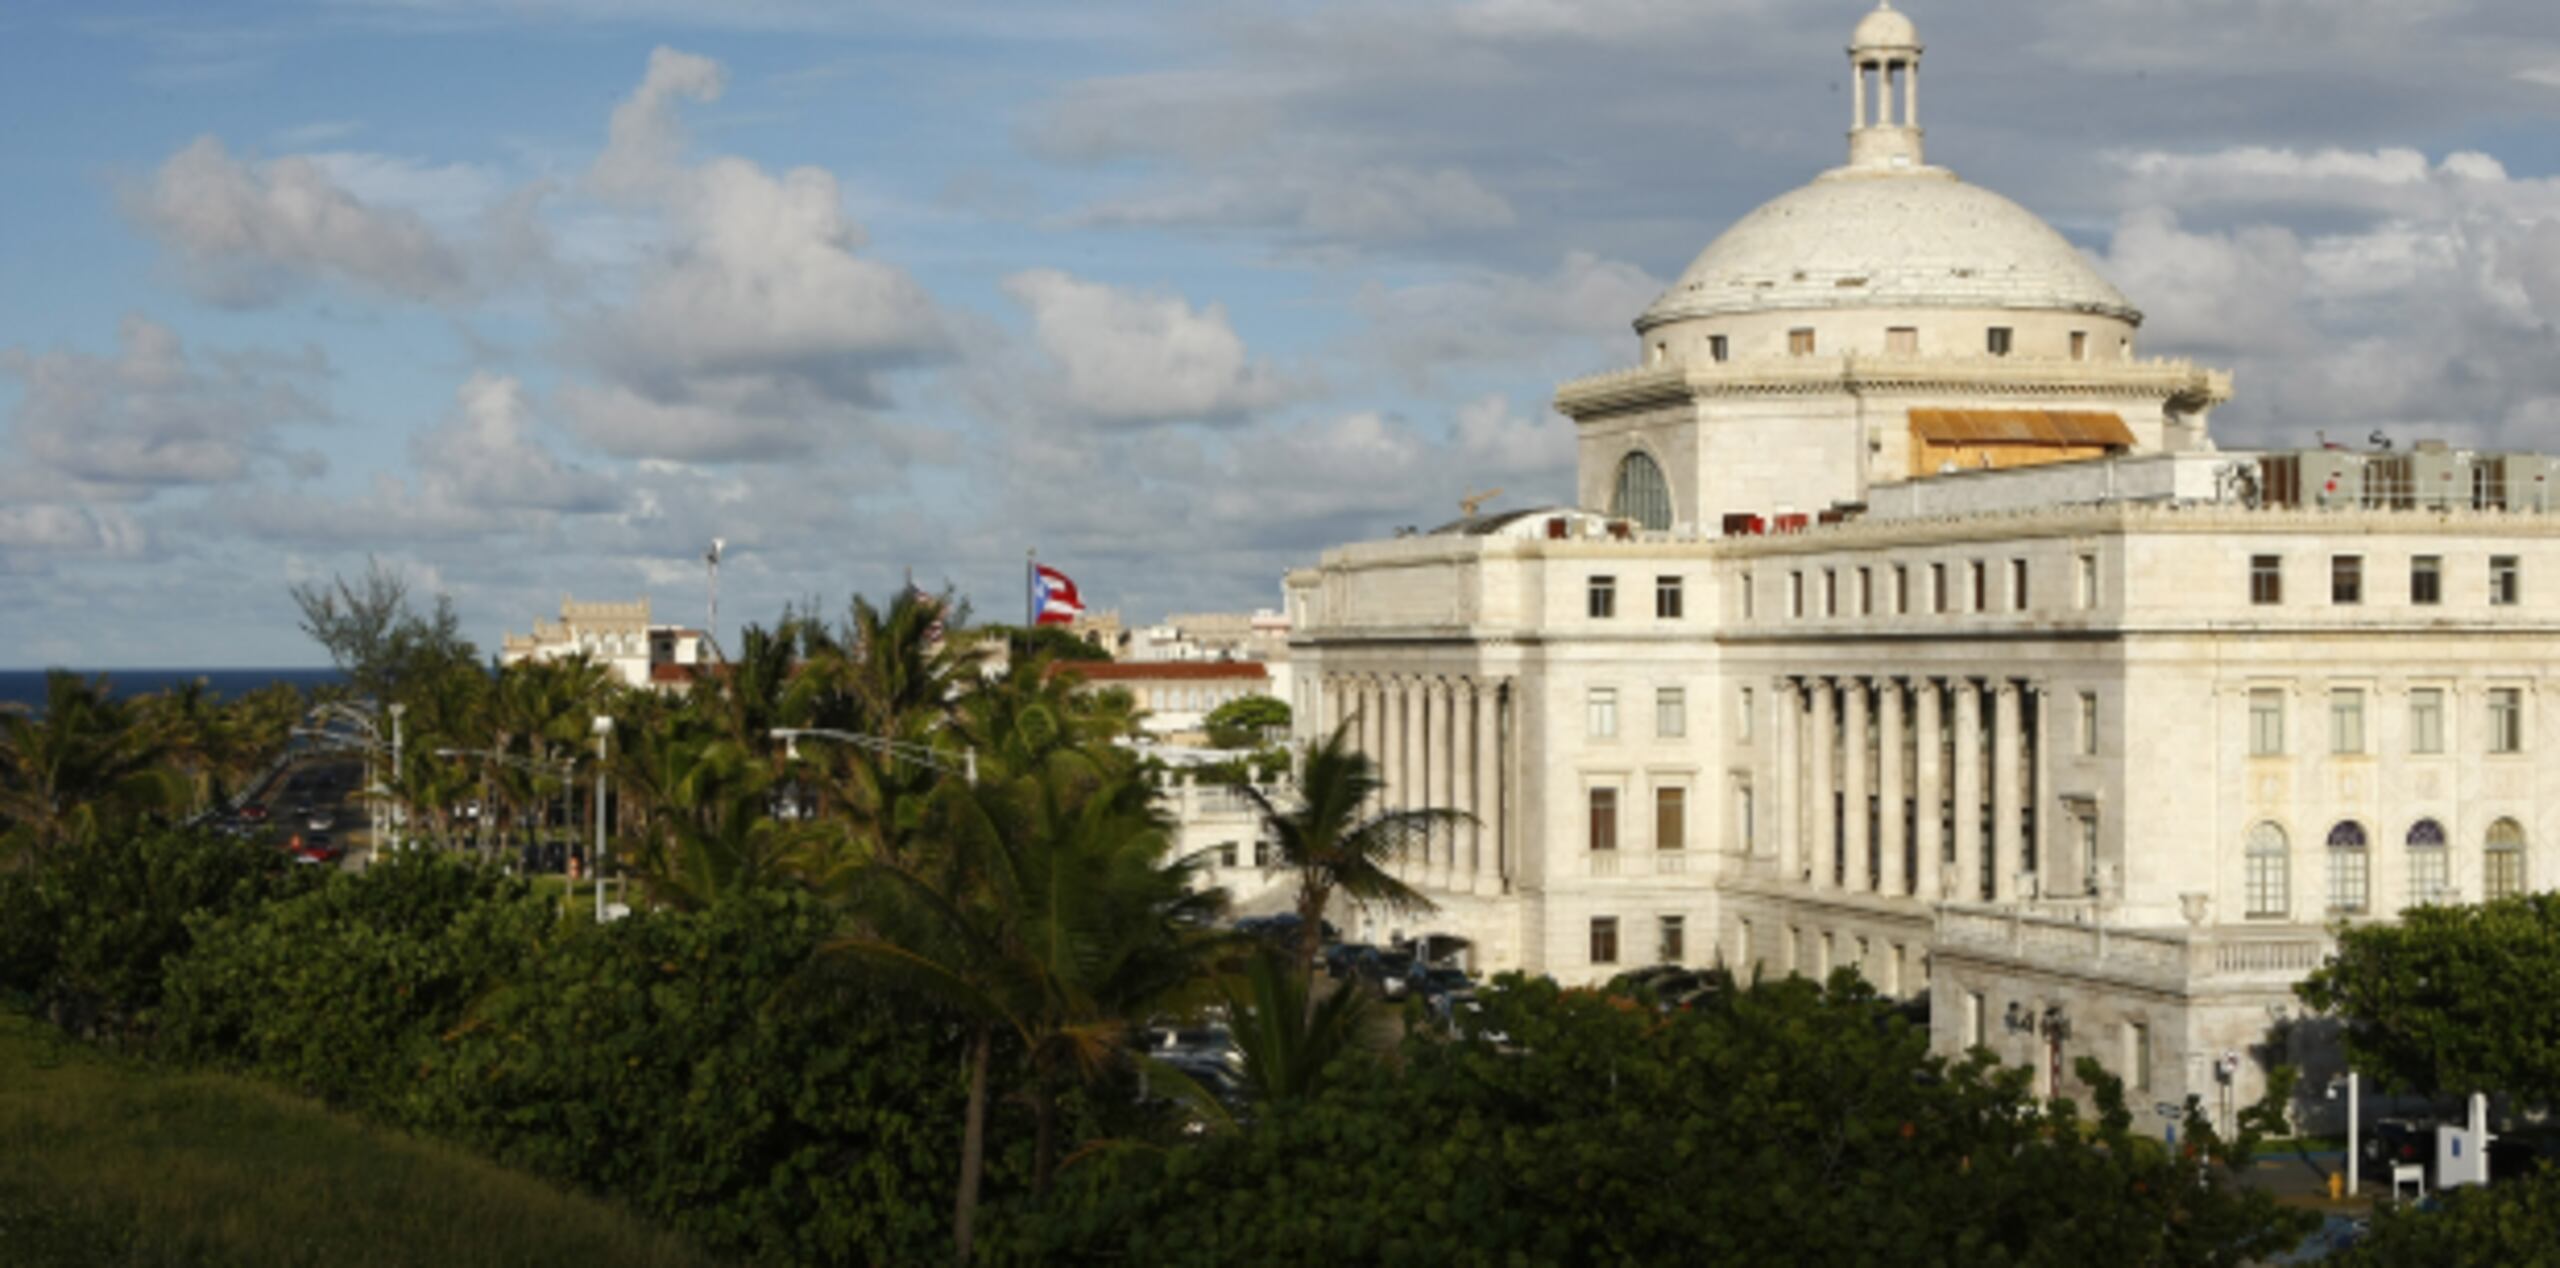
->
[[386, 702, 406, 853], [770, 727, 977, 787], [592, 715, 614, 923]]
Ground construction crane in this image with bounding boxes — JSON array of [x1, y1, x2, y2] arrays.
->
[[1459, 488, 1504, 518]]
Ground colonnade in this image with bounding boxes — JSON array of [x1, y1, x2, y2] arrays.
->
[[1314, 672, 1511, 894], [1768, 675, 2045, 905]]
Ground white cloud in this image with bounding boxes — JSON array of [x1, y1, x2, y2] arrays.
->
[[566, 47, 948, 462], [129, 135, 475, 307], [1000, 269, 1291, 426], [412, 373, 619, 512], [1356, 250, 1663, 380], [1, 313, 328, 495]]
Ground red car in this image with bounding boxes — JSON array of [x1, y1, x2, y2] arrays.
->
[[239, 803, 269, 822]]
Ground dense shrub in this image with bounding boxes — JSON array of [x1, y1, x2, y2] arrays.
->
[[997, 974, 2308, 1267], [410, 887, 988, 1265], [2343, 1163, 2560, 1264], [0, 828, 311, 1041], [159, 849, 553, 1109]]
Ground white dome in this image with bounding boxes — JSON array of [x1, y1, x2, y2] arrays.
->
[[1852, 3, 1919, 51], [1636, 168, 2140, 330]]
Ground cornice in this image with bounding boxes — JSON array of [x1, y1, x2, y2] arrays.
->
[[1553, 354, 2233, 418]]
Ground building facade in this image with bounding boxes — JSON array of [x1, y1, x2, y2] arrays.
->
[[500, 596, 707, 690], [1283, 3, 2560, 1126]]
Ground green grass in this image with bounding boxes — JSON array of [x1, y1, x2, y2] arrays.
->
[[0, 1014, 719, 1268]]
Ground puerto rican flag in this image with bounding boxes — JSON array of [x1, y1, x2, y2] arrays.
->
[[1031, 563, 1085, 626]]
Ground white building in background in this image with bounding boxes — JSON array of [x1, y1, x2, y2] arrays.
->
[[499, 596, 708, 691], [1285, 3, 2560, 1125]]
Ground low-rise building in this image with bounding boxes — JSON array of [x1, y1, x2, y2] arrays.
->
[[500, 596, 707, 690]]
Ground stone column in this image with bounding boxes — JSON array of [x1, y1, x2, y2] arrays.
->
[[1430, 677, 1456, 885], [1773, 678, 1800, 880], [1907, 60, 1919, 128], [1853, 57, 1867, 130], [1809, 680, 1836, 889], [1992, 681, 2023, 904], [1474, 677, 1501, 893], [1953, 681, 1983, 903], [1878, 679, 1907, 898], [1913, 680, 1943, 900], [1843, 679, 1871, 891]]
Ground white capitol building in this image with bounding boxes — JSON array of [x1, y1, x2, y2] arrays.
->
[[1284, 2, 2560, 1118]]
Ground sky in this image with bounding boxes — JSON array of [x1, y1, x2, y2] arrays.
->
[[7, 0, 2560, 668]]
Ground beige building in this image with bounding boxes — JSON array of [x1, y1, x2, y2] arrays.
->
[[1284, 3, 2559, 1127], [500, 596, 707, 690]]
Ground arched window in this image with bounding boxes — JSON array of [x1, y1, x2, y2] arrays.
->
[[2486, 818, 2528, 900], [2327, 821, 2369, 915], [1611, 451, 1673, 532], [2245, 822, 2289, 919], [2406, 819, 2449, 907]]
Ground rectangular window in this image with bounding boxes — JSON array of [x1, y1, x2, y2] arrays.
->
[[1655, 575, 1684, 619], [1894, 564, 1911, 614], [1790, 571, 1806, 618], [1217, 841, 1238, 868], [1738, 687, 1755, 742], [2410, 688, 2446, 755], [1708, 334, 1729, 363], [2070, 330, 2090, 362], [2076, 553, 2098, 609], [2490, 687, 2524, 754], [1658, 915, 1686, 964], [1735, 781, 1755, 851], [2250, 554, 2283, 606], [1589, 917, 1620, 965], [2332, 555, 2363, 605], [2411, 555, 2442, 606], [1966, 991, 1987, 1048], [1987, 326, 2013, 356], [1858, 567, 1874, 615], [1741, 571, 1755, 620], [2249, 689, 2285, 757], [1887, 326, 1918, 355], [1656, 687, 1686, 739], [1824, 568, 1839, 617], [1970, 561, 1988, 612], [1588, 688, 1619, 740], [2487, 848, 2526, 901], [1736, 920, 1753, 970], [2330, 843, 2369, 915], [2331, 688, 2366, 755], [1588, 788, 1619, 851], [2011, 558, 2030, 610], [2492, 555, 2522, 606], [2127, 1022, 2152, 1092], [1788, 328, 1816, 356], [2409, 842, 2449, 907], [1931, 563, 1949, 613], [1656, 786, 1687, 852], [1588, 575, 1617, 619], [2078, 692, 2099, 756]]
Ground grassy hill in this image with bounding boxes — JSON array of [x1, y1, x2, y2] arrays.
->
[[0, 1014, 717, 1268]]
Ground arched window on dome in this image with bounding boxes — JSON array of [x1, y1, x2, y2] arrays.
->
[[2486, 818, 2528, 900], [1610, 451, 1673, 533], [2406, 819, 2449, 908], [2244, 822, 2289, 919]]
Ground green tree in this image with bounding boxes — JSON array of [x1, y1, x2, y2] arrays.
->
[[290, 557, 479, 707], [990, 623, 1113, 665], [832, 658, 1220, 1261], [1242, 723, 1463, 992], [0, 671, 187, 865], [2297, 893, 2560, 1102], [2341, 1163, 2560, 1265], [1221, 944, 1369, 1104], [1201, 695, 1290, 750]]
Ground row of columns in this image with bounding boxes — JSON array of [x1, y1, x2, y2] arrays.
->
[[1316, 672, 1511, 894], [1770, 675, 2043, 905]]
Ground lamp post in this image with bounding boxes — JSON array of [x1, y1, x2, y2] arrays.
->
[[770, 726, 977, 787], [593, 715, 614, 923], [387, 702, 407, 853]]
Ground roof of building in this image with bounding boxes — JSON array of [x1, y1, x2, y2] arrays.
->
[[1637, 169, 2139, 330], [1062, 661, 1270, 683]]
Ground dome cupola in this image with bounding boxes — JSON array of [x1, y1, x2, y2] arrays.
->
[[1848, 2, 1925, 171]]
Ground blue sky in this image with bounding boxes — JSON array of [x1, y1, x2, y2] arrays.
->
[[8, 0, 2560, 667]]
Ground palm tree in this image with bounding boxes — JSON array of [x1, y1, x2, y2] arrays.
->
[[827, 660, 1220, 1262], [626, 735, 810, 909], [0, 673, 189, 864], [1243, 722, 1468, 992], [1223, 944, 1371, 1104]]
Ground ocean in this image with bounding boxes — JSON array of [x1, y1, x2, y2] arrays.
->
[[0, 668, 348, 714]]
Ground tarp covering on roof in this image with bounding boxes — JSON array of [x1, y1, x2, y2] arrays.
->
[[1908, 408, 2135, 448]]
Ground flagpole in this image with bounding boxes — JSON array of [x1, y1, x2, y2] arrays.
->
[[1026, 548, 1037, 628]]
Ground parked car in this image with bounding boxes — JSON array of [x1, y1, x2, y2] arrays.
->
[[2362, 1117, 2437, 1188], [291, 833, 342, 866], [1322, 942, 1373, 980], [238, 803, 268, 822], [1413, 967, 1477, 1021], [306, 812, 336, 832], [1357, 948, 1419, 998]]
